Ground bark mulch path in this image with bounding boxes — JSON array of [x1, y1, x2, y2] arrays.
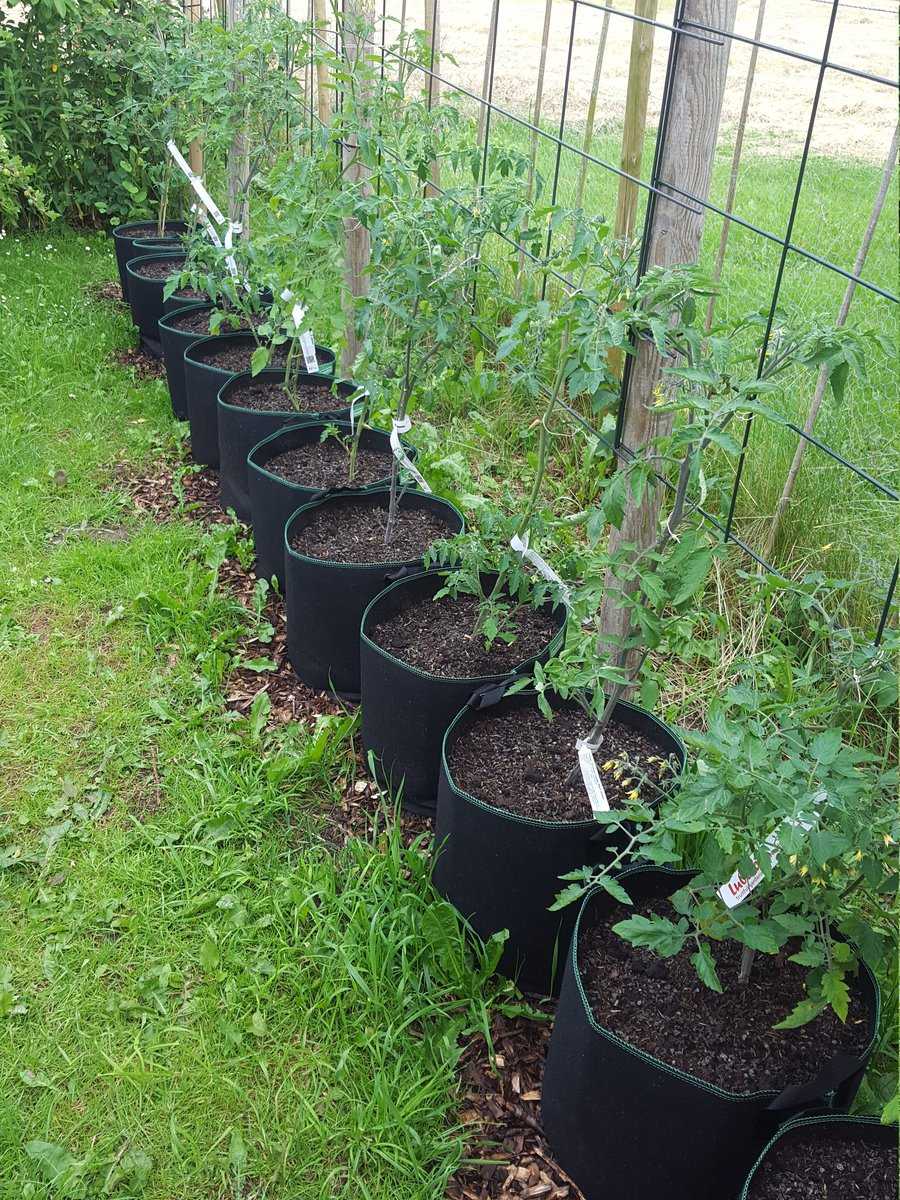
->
[[447, 1005, 583, 1200], [115, 444, 581, 1199], [113, 344, 167, 382], [88, 280, 126, 305]]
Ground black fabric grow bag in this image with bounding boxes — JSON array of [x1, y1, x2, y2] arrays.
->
[[162, 288, 212, 317], [433, 688, 685, 996], [217, 367, 347, 521], [360, 572, 567, 815], [124, 252, 187, 358], [112, 220, 187, 301], [183, 333, 335, 469], [541, 866, 881, 1200], [158, 303, 214, 421], [247, 421, 413, 589], [133, 236, 183, 253], [738, 1114, 898, 1199], [284, 489, 464, 700]]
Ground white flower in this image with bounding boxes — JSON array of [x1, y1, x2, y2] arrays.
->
[[280, 287, 292, 301]]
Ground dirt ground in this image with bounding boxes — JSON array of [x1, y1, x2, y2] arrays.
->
[[381, 0, 898, 163]]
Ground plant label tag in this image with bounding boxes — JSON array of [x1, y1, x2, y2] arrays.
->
[[510, 533, 571, 606], [299, 330, 319, 373], [717, 799, 822, 909], [390, 417, 432, 493], [577, 739, 610, 814], [166, 140, 225, 225], [718, 866, 764, 909]]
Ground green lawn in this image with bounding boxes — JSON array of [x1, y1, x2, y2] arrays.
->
[[0, 231, 506, 1199]]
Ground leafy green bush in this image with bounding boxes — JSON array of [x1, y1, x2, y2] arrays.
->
[[0, 0, 186, 226], [0, 129, 55, 227]]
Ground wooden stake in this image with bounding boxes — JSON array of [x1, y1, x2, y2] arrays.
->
[[226, 0, 251, 233], [476, 0, 500, 148], [313, 0, 332, 126], [704, 0, 766, 331], [184, 0, 204, 177], [614, 0, 658, 243], [517, 0, 553, 287], [341, 0, 375, 373], [598, 0, 737, 679], [424, 0, 441, 196], [768, 122, 899, 552], [575, 6, 611, 211]]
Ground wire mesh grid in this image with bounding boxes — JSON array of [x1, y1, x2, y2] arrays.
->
[[297, 0, 897, 641]]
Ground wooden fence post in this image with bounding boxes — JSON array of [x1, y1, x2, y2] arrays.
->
[[341, 0, 375, 373], [597, 0, 737, 674]]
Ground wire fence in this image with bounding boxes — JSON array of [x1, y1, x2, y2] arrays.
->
[[294, 0, 897, 642]]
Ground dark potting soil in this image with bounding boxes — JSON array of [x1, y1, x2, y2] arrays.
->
[[131, 257, 184, 280], [223, 376, 342, 413], [166, 308, 261, 336], [579, 897, 870, 1094], [191, 343, 289, 376], [289, 500, 450, 565], [266, 439, 392, 489], [750, 1128, 897, 1200], [172, 287, 208, 301], [449, 704, 678, 821], [368, 591, 558, 678], [121, 224, 166, 237], [166, 308, 215, 334]]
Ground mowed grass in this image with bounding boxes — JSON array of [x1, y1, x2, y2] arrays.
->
[[0, 232, 505, 1199]]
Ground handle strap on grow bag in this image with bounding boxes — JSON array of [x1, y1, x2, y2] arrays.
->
[[768, 1051, 868, 1114], [384, 563, 428, 585], [467, 681, 513, 710]]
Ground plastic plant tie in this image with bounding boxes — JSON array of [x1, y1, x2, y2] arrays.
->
[[223, 221, 241, 280], [510, 532, 572, 606], [718, 790, 824, 908], [167, 140, 225, 225], [576, 735, 610, 814], [390, 417, 431, 493]]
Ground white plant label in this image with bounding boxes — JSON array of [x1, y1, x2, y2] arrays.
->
[[577, 738, 610, 814], [510, 532, 571, 606], [299, 330, 319, 373], [717, 793, 825, 909], [390, 417, 432, 493], [166, 140, 225, 225]]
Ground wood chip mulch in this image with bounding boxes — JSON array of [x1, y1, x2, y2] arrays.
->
[[447, 1004, 584, 1200], [112, 344, 167, 381], [115, 441, 581, 1199], [322, 751, 433, 851], [87, 279, 126, 306]]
